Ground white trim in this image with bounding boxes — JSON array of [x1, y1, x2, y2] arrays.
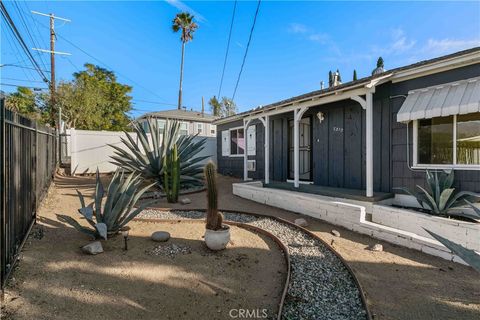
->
[[453, 114, 457, 165], [365, 91, 374, 197], [226, 126, 246, 158], [243, 119, 252, 181], [412, 165, 480, 171]]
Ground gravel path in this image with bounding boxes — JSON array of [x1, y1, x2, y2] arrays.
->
[[140, 210, 368, 320]]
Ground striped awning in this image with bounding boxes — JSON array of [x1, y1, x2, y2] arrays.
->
[[397, 76, 480, 122]]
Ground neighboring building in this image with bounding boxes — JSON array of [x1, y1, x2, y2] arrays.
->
[[136, 109, 217, 137], [214, 47, 480, 199]]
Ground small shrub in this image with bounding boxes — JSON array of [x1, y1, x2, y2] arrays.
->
[[57, 169, 156, 239]]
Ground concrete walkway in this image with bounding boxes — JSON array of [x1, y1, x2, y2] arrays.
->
[[149, 175, 480, 320]]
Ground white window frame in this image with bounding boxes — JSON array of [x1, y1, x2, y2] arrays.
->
[[228, 126, 245, 157], [196, 122, 203, 134], [412, 115, 480, 170]]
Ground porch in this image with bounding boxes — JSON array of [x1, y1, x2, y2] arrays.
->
[[264, 181, 393, 202]]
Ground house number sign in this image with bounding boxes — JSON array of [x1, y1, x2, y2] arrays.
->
[[333, 126, 344, 133]]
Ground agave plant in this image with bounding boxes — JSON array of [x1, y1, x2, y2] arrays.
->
[[394, 170, 479, 216], [109, 118, 208, 190], [424, 229, 480, 273], [57, 169, 156, 239]]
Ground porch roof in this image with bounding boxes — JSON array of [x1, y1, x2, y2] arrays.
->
[[397, 76, 480, 122], [214, 47, 480, 125]]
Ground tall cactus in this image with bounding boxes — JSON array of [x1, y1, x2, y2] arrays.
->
[[204, 161, 223, 230], [163, 144, 180, 203]]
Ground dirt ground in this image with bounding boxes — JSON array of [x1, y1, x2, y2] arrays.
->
[[2, 174, 480, 320], [1, 175, 286, 320], [147, 175, 480, 320]]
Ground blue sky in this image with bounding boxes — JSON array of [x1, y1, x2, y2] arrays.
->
[[1, 1, 479, 117]]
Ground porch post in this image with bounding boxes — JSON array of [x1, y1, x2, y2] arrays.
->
[[264, 115, 270, 184], [293, 106, 308, 188], [365, 91, 374, 197], [243, 119, 251, 181]]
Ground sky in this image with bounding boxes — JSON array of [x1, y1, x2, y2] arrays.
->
[[1, 0, 480, 118]]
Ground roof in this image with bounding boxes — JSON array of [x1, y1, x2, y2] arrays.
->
[[137, 109, 217, 123], [214, 47, 480, 124], [397, 76, 480, 122]]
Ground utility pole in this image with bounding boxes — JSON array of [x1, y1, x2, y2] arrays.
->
[[31, 11, 71, 165], [201, 96, 205, 117]]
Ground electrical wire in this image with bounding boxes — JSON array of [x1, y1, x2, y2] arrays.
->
[[217, 0, 237, 98], [0, 2, 49, 83], [12, 0, 49, 72], [1, 83, 48, 90], [231, 0, 261, 101], [1, 77, 46, 83]]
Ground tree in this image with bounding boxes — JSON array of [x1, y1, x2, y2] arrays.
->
[[208, 96, 221, 116], [172, 12, 198, 110], [377, 57, 384, 68], [208, 96, 237, 117], [55, 63, 133, 130], [353, 69, 358, 81], [328, 70, 333, 87], [5, 87, 42, 119], [221, 97, 237, 117]]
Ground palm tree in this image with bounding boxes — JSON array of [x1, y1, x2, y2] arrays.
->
[[172, 12, 198, 110]]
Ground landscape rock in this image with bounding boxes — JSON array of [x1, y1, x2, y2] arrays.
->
[[81, 241, 103, 255], [294, 218, 308, 227], [368, 243, 383, 252], [331, 230, 341, 237], [180, 198, 191, 205], [151, 231, 171, 242]]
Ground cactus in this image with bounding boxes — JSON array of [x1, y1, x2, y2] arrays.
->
[[164, 144, 180, 203], [204, 161, 223, 230]]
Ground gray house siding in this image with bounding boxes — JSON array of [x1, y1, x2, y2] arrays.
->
[[216, 63, 480, 193], [390, 64, 480, 193], [216, 119, 265, 180]]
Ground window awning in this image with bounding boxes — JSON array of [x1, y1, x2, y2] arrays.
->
[[397, 76, 480, 122]]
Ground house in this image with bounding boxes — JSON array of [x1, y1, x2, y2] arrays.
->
[[136, 109, 217, 137], [214, 47, 480, 203]]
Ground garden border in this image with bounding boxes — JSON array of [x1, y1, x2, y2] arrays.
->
[[135, 208, 372, 320]]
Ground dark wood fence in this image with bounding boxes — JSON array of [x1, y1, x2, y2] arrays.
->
[[0, 99, 57, 289]]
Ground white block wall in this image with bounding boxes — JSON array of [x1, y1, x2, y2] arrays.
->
[[233, 182, 480, 265], [70, 129, 217, 174]]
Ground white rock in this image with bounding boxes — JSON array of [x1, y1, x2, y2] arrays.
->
[[151, 231, 170, 242], [294, 218, 308, 227], [331, 230, 341, 237], [81, 241, 103, 255], [180, 198, 191, 205], [368, 243, 383, 252]]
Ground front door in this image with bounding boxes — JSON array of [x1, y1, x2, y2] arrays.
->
[[288, 117, 312, 180]]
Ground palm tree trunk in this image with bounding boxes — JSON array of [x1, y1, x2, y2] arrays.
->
[[178, 41, 185, 110]]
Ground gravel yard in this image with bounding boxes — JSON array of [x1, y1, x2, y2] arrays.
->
[[140, 210, 368, 320]]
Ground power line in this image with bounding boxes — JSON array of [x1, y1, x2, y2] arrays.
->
[[37, 24, 171, 102], [12, 0, 49, 72], [0, 64, 51, 73], [231, 0, 261, 101], [1, 77, 46, 83], [217, 0, 237, 98], [1, 83, 48, 90], [132, 99, 177, 107], [0, 1, 49, 83]]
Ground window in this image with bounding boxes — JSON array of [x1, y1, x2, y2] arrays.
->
[[179, 121, 188, 135], [414, 114, 480, 168], [211, 129, 216, 135], [230, 128, 245, 155], [457, 113, 480, 165], [196, 122, 203, 134]]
